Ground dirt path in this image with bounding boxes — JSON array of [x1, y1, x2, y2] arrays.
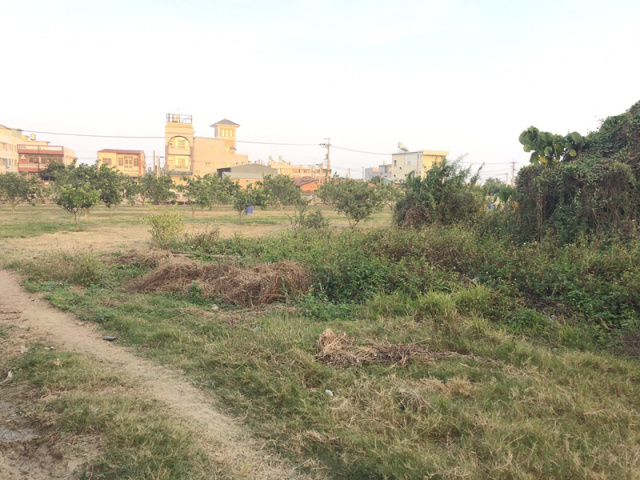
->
[[0, 268, 314, 479]]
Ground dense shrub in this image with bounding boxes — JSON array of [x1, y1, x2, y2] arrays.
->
[[394, 158, 485, 227], [143, 209, 185, 248], [513, 101, 640, 243]]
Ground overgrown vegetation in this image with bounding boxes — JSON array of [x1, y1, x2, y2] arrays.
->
[[394, 158, 484, 227], [512, 100, 640, 242], [4, 101, 640, 478], [316, 178, 388, 228], [10, 236, 640, 478]]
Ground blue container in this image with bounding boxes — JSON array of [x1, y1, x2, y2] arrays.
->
[[245, 205, 254, 215]]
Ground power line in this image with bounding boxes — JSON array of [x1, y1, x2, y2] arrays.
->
[[21, 128, 528, 170], [23, 130, 163, 139], [237, 140, 317, 147], [332, 145, 389, 156], [22, 129, 319, 147]]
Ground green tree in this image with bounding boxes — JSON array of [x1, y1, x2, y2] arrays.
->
[[259, 174, 302, 210], [179, 174, 218, 215], [483, 177, 504, 197], [51, 165, 101, 226], [231, 184, 266, 222], [394, 158, 484, 227], [38, 161, 69, 182], [316, 179, 386, 228], [122, 175, 139, 206], [0, 172, 40, 209], [138, 173, 176, 206], [212, 176, 238, 205], [95, 164, 130, 209]]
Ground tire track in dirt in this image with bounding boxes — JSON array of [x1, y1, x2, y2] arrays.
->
[[0, 268, 315, 479]]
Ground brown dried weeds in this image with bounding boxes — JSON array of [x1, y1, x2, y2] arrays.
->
[[129, 257, 310, 307], [316, 328, 431, 368]]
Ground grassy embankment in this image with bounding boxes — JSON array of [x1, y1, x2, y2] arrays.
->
[[2, 204, 640, 479]]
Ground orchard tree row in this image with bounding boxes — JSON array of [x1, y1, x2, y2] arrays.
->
[[1, 162, 395, 226], [0, 160, 505, 228]]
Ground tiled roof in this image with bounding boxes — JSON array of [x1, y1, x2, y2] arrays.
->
[[211, 119, 240, 127]]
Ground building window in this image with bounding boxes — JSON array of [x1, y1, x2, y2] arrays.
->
[[29, 155, 39, 163], [102, 158, 112, 165]]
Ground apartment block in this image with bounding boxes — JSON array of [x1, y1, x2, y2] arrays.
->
[[267, 156, 329, 185], [16, 134, 75, 175], [0, 124, 23, 174], [391, 149, 448, 183], [97, 149, 146, 178]]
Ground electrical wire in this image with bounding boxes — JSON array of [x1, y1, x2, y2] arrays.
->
[[23, 129, 319, 147], [332, 145, 389, 156], [20, 128, 526, 173]]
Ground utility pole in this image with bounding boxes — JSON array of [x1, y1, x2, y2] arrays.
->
[[510, 159, 516, 186], [320, 137, 331, 183]]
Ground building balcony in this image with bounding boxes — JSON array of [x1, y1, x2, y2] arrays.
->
[[17, 145, 64, 155], [166, 113, 192, 124]]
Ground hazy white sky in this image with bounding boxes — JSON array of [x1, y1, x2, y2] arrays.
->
[[2, 0, 639, 179]]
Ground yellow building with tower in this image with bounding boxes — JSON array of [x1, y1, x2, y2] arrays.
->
[[164, 113, 249, 182]]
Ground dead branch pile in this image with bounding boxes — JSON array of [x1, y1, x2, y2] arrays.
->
[[103, 249, 173, 269], [316, 328, 430, 368], [129, 257, 310, 307]]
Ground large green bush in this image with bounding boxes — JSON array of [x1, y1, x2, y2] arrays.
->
[[513, 101, 640, 243], [394, 158, 485, 227]]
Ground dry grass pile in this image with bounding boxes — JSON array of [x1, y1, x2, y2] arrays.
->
[[316, 328, 430, 368], [130, 257, 310, 307], [104, 249, 173, 269]]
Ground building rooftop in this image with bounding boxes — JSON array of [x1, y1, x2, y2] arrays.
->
[[211, 118, 240, 127], [98, 149, 145, 155]]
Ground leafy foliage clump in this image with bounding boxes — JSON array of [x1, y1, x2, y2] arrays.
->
[[316, 178, 387, 228], [259, 174, 302, 210], [394, 158, 484, 227], [0, 172, 40, 209], [288, 203, 330, 232], [143, 209, 185, 248], [513, 101, 640, 243]]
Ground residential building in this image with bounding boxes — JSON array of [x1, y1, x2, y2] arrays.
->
[[391, 149, 448, 183], [267, 156, 330, 185], [365, 161, 393, 183], [16, 135, 75, 175], [164, 113, 249, 182], [218, 163, 277, 188], [379, 162, 392, 181], [0, 124, 23, 174], [97, 149, 146, 179], [364, 166, 380, 182]]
